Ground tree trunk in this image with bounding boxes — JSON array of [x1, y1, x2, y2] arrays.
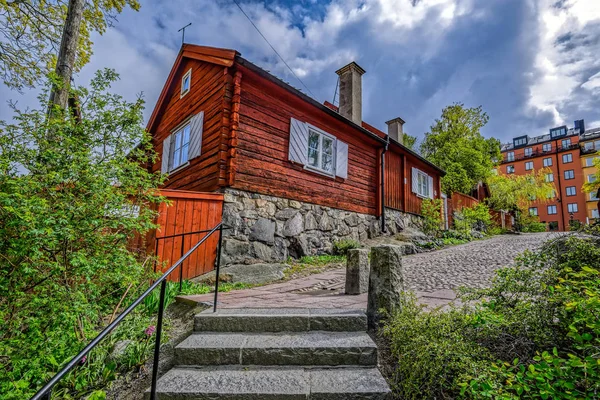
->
[[49, 0, 85, 111]]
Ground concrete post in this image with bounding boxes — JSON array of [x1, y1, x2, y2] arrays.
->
[[367, 245, 405, 330], [345, 249, 370, 295]]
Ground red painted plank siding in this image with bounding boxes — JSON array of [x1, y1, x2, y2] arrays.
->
[[150, 58, 229, 192], [231, 65, 381, 215]]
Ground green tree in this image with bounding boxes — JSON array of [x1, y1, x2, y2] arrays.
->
[[402, 132, 417, 150], [0, 70, 163, 398], [0, 0, 140, 91], [583, 153, 600, 195], [486, 168, 556, 213], [420, 103, 501, 194]]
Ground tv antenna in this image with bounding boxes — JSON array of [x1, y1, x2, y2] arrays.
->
[[178, 23, 192, 44]]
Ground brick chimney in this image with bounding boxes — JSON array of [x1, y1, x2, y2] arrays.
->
[[386, 117, 405, 145], [335, 62, 366, 125]]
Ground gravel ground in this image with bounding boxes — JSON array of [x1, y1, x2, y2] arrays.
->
[[403, 232, 561, 292]]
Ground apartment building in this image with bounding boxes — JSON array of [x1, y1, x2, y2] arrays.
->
[[580, 128, 600, 223], [499, 120, 587, 231]]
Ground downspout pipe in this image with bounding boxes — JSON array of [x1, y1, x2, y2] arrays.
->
[[381, 135, 390, 233]]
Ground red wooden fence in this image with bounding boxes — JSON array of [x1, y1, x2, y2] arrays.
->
[[149, 190, 223, 281]]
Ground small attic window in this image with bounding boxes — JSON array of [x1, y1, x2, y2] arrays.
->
[[181, 68, 192, 97]]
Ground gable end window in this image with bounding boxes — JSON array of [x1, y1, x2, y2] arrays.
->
[[288, 118, 348, 179], [181, 68, 192, 97], [161, 112, 204, 174], [412, 168, 434, 199]]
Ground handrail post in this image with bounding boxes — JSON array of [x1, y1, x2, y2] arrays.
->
[[150, 279, 167, 400], [179, 235, 184, 293], [213, 225, 224, 312]]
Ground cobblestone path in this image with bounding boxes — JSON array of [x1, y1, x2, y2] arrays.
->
[[403, 232, 559, 292], [178, 232, 559, 309]]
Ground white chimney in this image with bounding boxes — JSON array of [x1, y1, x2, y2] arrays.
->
[[386, 117, 405, 144], [335, 62, 366, 125]]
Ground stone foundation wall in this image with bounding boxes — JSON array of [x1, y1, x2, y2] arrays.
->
[[221, 189, 423, 265]]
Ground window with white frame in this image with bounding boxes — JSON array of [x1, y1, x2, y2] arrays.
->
[[507, 165, 515, 174], [593, 209, 600, 219], [524, 147, 533, 157], [506, 152, 514, 162], [529, 207, 538, 216], [542, 143, 552, 152], [567, 203, 578, 213], [562, 153, 573, 163], [307, 128, 335, 174], [591, 191, 599, 201], [561, 138, 571, 148], [543, 157, 552, 167], [181, 69, 191, 97], [586, 157, 599, 167], [564, 170, 575, 180], [514, 137, 527, 146], [547, 205, 557, 215], [545, 173, 554, 182], [171, 123, 191, 170], [412, 168, 433, 199], [566, 186, 576, 196], [588, 175, 597, 183], [547, 190, 556, 199], [525, 161, 533, 171]]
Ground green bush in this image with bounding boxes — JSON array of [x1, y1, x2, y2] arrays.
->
[[332, 239, 360, 256], [383, 227, 600, 399], [454, 203, 494, 234], [522, 221, 547, 232], [420, 198, 443, 237], [520, 214, 547, 232]]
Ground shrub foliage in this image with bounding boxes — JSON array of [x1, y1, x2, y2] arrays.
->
[[383, 227, 600, 399]]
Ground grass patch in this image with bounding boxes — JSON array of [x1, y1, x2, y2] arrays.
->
[[284, 254, 346, 278]]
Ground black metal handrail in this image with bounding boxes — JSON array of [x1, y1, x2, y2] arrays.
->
[[31, 222, 224, 400]]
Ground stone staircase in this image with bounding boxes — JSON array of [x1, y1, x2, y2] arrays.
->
[[150, 308, 391, 399]]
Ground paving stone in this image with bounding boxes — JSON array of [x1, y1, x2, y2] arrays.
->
[[309, 367, 391, 399]]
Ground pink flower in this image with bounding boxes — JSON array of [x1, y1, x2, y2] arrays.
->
[[80, 355, 87, 364], [145, 325, 156, 336]]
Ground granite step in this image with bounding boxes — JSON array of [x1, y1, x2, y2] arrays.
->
[[175, 331, 378, 366], [194, 308, 367, 333], [149, 365, 391, 399]]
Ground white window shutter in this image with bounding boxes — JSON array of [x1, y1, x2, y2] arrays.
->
[[411, 167, 418, 193], [289, 118, 309, 165], [188, 111, 204, 160], [428, 175, 434, 199], [161, 134, 172, 173], [335, 140, 348, 179]]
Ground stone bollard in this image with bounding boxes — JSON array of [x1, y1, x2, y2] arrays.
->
[[345, 249, 370, 295], [367, 244, 405, 330]]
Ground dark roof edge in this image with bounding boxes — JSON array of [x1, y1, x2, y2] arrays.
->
[[235, 56, 445, 176]]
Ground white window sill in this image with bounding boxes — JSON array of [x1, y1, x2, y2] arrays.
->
[[304, 165, 335, 179], [168, 161, 190, 176]]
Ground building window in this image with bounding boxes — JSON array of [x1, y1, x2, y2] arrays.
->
[[550, 126, 567, 138], [561, 138, 571, 148], [567, 203, 578, 213], [170, 123, 191, 170], [506, 152, 514, 162], [543, 157, 552, 167], [562, 153, 573, 163], [584, 142, 594, 151], [307, 128, 335, 174], [181, 68, 192, 97], [588, 175, 597, 183], [547, 189, 556, 199], [547, 205, 557, 215], [592, 209, 600, 219], [525, 161, 533, 170], [566, 186, 576, 196], [591, 191, 599, 201], [524, 147, 533, 157], [529, 207, 538, 216], [417, 171, 431, 198], [542, 143, 552, 152], [514, 137, 527, 147], [545, 173, 554, 182], [548, 221, 559, 231], [585, 157, 599, 167], [564, 170, 575, 180], [507, 165, 515, 174]]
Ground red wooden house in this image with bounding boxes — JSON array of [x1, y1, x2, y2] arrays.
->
[[147, 44, 444, 266]]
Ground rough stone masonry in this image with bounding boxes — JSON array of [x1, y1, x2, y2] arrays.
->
[[221, 188, 423, 265]]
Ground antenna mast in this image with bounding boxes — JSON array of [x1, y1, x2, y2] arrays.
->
[[178, 23, 192, 44]]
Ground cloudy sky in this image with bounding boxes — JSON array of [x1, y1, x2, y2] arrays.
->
[[2, 0, 600, 145]]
